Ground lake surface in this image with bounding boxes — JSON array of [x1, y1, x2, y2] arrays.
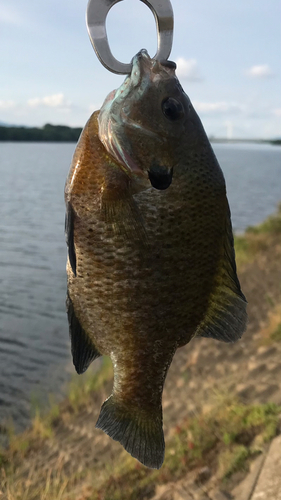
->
[[0, 141, 280, 434]]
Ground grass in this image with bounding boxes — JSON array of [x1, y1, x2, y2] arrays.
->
[[234, 204, 281, 267], [1, 388, 280, 500], [246, 207, 281, 235], [258, 303, 281, 345], [271, 323, 281, 342], [218, 445, 249, 479], [0, 356, 114, 499], [68, 356, 113, 413], [0, 357, 113, 466], [1, 464, 69, 500], [1, 373, 280, 499], [90, 399, 281, 500], [0, 455, 86, 500], [1, 206, 281, 498]]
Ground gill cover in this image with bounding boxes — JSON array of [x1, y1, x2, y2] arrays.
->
[[98, 50, 192, 190]]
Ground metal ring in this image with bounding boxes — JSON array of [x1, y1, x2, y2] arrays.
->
[[86, 0, 174, 74]]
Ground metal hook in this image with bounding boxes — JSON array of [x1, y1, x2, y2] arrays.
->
[[86, 0, 174, 75]]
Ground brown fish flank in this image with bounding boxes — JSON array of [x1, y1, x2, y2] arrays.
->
[[65, 52, 247, 469]]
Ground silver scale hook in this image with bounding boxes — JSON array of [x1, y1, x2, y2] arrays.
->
[[86, 0, 174, 75]]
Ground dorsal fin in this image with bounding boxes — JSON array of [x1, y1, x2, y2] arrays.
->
[[66, 293, 101, 374]]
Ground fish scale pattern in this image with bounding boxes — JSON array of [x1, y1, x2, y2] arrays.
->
[[65, 53, 246, 467], [65, 115, 246, 467]]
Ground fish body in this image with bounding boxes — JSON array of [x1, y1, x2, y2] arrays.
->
[[65, 50, 247, 469]]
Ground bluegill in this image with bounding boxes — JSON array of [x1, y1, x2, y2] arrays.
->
[[65, 50, 247, 469]]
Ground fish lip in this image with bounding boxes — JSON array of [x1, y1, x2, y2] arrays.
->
[[131, 49, 176, 79], [132, 49, 150, 69], [130, 49, 152, 87], [148, 166, 174, 190]]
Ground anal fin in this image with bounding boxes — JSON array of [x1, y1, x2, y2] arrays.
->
[[66, 293, 101, 374]]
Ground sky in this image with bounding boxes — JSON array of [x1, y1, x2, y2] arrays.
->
[[0, 0, 280, 138]]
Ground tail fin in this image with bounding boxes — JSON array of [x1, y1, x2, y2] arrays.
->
[[95, 395, 165, 469]]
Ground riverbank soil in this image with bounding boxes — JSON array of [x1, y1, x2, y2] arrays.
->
[[1, 209, 281, 500]]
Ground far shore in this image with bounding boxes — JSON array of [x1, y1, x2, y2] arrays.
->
[[210, 137, 281, 146], [0, 124, 280, 145]]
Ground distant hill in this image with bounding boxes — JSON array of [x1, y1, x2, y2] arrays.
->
[[0, 123, 83, 142], [210, 137, 281, 146], [1, 124, 280, 145]]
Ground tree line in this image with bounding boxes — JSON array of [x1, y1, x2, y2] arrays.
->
[[0, 124, 83, 142], [1, 124, 280, 145]]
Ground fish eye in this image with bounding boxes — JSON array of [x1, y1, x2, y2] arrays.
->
[[162, 97, 184, 121]]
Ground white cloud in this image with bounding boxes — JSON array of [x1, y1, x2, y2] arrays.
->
[[193, 101, 243, 114], [27, 98, 41, 107], [0, 100, 16, 109], [0, 5, 26, 26], [273, 108, 281, 117], [175, 58, 202, 81], [247, 64, 274, 78], [27, 93, 71, 108]]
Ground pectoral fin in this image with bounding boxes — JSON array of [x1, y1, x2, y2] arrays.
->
[[101, 185, 148, 245], [196, 203, 247, 343], [65, 201, 76, 276], [66, 293, 101, 374]]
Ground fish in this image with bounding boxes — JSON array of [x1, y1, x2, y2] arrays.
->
[[65, 49, 247, 469]]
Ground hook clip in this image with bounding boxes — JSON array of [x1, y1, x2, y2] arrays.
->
[[86, 0, 174, 75]]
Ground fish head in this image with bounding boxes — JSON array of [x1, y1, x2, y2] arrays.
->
[[98, 49, 203, 191]]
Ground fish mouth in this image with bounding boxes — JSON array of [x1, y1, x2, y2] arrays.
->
[[131, 49, 177, 84], [148, 165, 173, 190]]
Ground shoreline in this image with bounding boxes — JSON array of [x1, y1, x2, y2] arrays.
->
[[0, 124, 280, 145], [1, 206, 281, 499], [0, 138, 280, 145]]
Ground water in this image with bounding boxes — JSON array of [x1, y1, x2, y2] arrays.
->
[[0, 143, 73, 432], [0, 141, 280, 433], [214, 143, 281, 233]]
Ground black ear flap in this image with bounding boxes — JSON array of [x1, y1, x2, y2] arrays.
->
[[66, 293, 101, 374], [65, 201, 76, 276]]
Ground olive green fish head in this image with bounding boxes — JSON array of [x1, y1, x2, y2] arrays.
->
[[98, 49, 205, 190]]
